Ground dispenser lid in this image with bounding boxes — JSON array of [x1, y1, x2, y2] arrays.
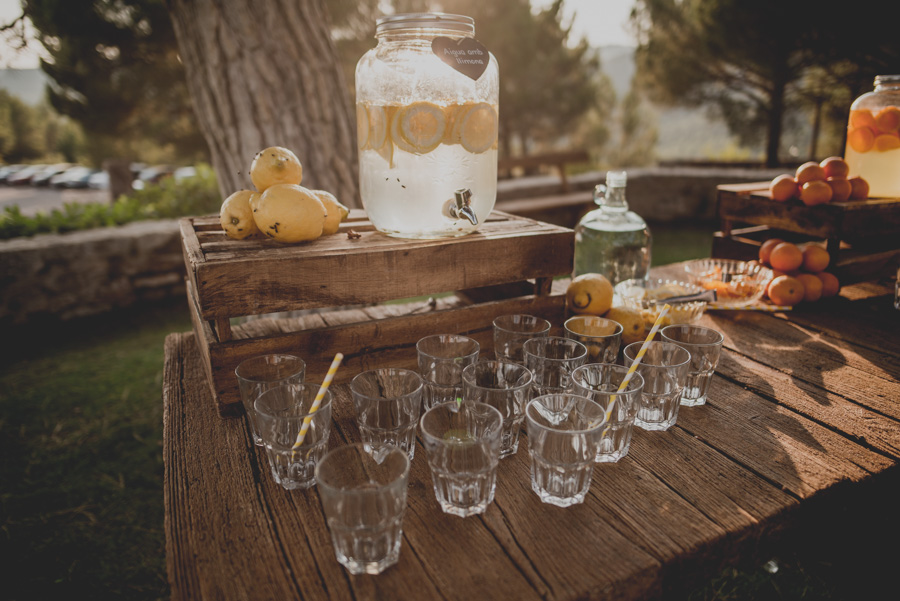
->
[[376, 13, 475, 34]]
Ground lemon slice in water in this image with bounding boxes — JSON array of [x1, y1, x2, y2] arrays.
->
[[391, 101, 446, 154], [458, 102, 498, 154], [356, 104, 369, 150]]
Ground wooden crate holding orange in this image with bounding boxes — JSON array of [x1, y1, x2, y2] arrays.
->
[[181, 209, 573, 416], [713, 182, 900, 284]]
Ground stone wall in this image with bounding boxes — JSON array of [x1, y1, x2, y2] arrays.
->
[[0, 167, 782, 326], [0, 220, 183, 327]]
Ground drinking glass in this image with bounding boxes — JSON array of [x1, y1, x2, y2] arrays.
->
[[461, 360, 533, 458], [315, 444, 410, 575], [572, 363, 644, 463], [661, 324, 725, 406], [525, 394, 607, 507], [623, 341, 691, 431], [419, 401, 503, 517], [416, 334, 480, 411], [254, 382, 332, 490], [564, 315, 623, 364], [492, 314, 551, 364], [235, 354, 306, 446], [523, 336, 588, 397], [349, 368, 424, 462]]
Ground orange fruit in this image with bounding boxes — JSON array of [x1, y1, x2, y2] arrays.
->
[[801, 245, 830, 272], [800, 180, 833, 206], [820, 157, 849, 179], [759, 238, 784, 266], [767, 275, 805, 306], [827, 177, 852, 202], [769, 174, 798, 201], [795, 161, 827, 185], [849, 109, 877, 129], [875, 106, 900, 133], [874, 133, 900, 152], [769, 242, 804, 272], [817, 272, 840, 297], [848, 126, 876, 153], [848, 176, 869, 200], [796, 273, 823, 302]]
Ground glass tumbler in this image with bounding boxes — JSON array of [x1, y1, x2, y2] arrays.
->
[[492, 314, 551, 364], [661, 324, 724, 406], [350, 368, 424, 462], [416, 334, 480, 411], [564, 315, 623, 364], [623, 341, 690, 431], [235, 354, 306, 446], [462, 359, 533, 457], [572, 363, 644, 463], [523, 336, 588, 397]]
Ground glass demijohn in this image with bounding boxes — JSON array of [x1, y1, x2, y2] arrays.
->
[[573, 171, 651, 285], [355, 13, 500, 238], [844, 75, 900, 198]]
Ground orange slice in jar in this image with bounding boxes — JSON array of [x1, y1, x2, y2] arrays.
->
[[356, 104, 370, 150], [874, 133, 900, 151], [848, 126, 875, 153], [457, 102, 498, 154], [390, 102, 446, 154], [875, 106, 900, 133], [849, 108, 877, 130]]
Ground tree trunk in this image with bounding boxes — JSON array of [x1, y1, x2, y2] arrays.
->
[[765, 75, 786, 168], [166, 0, 359, 207], [103, 158, 133, 202]]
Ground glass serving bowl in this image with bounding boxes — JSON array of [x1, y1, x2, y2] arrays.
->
[[682, 259, 774, 308], [614, 278, 708, 332]]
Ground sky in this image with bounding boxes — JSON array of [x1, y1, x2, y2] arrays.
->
[[0, 0, 638, 69]]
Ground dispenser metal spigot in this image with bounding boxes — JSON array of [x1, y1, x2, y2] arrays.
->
[[442, 188, 478, 225]]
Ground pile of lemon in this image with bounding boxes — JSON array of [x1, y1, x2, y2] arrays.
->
[[219, 146, 349, 243], [357, 101, 498, 166], [566, 273, 646, 345]]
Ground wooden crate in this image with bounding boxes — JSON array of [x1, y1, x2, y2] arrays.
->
[[181, 210, 574, 416], [714, 183, 900, 283]]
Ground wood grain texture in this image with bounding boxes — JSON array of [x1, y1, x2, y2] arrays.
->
[[164, 277, 900, 601]]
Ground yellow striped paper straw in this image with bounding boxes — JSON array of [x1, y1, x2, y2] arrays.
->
[[592, 304, 671, 430], [291, 353, 343, 458]]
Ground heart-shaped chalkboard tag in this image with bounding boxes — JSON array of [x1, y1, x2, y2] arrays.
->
[[432, 37, 490, 81]]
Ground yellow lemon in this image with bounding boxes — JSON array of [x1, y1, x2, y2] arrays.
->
[[457, 102, 498, 154], [391, 101, 446, 154], [566, 273, 614, 316], [250, 146, 303, 192], [219, 190, 260, 240], [605, 307, 645, 346], [252, 184, 326, 243], [356, 104, 370, 150], [312, 189, 350, 235]]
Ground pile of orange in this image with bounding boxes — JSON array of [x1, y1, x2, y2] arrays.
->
[[847, 106, 900, 154], [768, 156, 868, 206], [757, 240, 840, 306]]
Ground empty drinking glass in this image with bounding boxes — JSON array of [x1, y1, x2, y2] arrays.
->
[[416, 334, 480, 411], [493, 314, 551, 364], [235, 354, 306, 446], [462, 359, 533, 458], [572, 364, 644, 462], [623, 341, 690, 431], [525, 394, 607, 507], [315, 444, 410, 575], [350, 368, 424, 461], [564, 315, 623, 364], [254, 382, 332, 490], [523, 336, 588, 397], [420, 401, 503, 517], [661, 324, 725, 406]]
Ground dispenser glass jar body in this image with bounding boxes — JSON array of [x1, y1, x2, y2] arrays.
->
[[356, 13, 500, 238], [845, 75, 900, 198]]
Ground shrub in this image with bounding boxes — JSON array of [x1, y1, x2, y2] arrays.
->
[[0, 164, 221, 240]]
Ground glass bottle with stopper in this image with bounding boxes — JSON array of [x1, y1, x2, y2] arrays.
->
[[573, 170, 651, 285]]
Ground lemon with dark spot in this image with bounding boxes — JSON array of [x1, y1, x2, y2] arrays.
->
[[219, 190, 260, 240], [250, 146, 303, 192], [252, 184, 326, 243]]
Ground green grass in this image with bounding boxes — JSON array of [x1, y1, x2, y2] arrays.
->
[[651, 219, 718, 266]]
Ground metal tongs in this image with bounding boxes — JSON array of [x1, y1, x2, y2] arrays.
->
[[658, 289, 717, 304]]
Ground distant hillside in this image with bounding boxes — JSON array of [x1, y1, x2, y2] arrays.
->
[[0, 68, 48, 105], [598, 45, 757, 161]]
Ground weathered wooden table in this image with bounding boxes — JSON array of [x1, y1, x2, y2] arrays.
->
[[163, 272, 900, 600]]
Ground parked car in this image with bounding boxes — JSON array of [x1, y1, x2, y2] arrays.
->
[[6, 164, 48, 186], [173, 166, 197, 181], [50, 166, 98, 189], [88, 171, 110, 190], [0, 164, 26, 184], [31, 163, 75, 187], [132, 165, 176, 190]]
